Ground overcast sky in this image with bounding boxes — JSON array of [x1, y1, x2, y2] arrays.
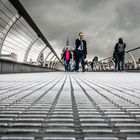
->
[[20, 0, 140, 60]]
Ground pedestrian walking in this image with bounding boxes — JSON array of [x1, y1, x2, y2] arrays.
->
[[62, 47, 72, 72], [114, 38, 126, 71], [75, 32, 87, 72]]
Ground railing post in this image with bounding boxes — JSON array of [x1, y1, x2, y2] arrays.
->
[[48, 55, 55, 68], [128, 52, 137, 69], [23, 37, 39, 63]]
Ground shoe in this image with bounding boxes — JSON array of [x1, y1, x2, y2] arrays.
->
[[82, 69, 85, 72]]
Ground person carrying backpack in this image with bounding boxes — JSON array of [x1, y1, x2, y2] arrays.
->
[[114, 38, 126, 71]]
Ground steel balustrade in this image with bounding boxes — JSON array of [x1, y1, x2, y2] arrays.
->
[[48, 55, 56, 68], [0, 0, 62, 69], [37, 46, 47, 63], [99, 47, 140, 70], [0, 13, 21, 53], [52, 57, 58, 69]]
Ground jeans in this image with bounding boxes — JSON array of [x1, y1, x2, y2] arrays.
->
[[117, 54, 124, 71], [64, 60, 71, 71]]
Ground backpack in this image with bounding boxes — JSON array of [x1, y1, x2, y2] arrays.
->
[[118, 43, 125, 54]]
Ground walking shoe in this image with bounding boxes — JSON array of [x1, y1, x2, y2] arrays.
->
[[82, 69, 85, 72]]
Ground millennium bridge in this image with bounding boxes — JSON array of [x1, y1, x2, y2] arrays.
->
[[0, 0, 140, 140]]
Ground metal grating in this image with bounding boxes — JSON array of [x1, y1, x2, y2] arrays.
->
[[0, 72, 140, 140]]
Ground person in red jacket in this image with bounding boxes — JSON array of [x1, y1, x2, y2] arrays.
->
[[62, 47, 72, 71]]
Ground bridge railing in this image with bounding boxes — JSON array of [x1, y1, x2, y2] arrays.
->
[[0, 0, 62, 69], [98, 47, 140, 70]]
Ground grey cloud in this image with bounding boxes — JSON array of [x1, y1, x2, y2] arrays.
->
[[114, 0, 140, 32], [77, 0, 102, 12]]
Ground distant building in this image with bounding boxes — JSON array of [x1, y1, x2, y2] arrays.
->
[[0, 53, 17, 61], [38, 52, 44, 66], [61, 37, 71, 59]]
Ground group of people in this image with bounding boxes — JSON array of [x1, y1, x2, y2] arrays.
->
[[62, 32, 87, 72], [62, 32, 126, 72]]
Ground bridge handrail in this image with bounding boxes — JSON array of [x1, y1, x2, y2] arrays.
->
[[8, 0, 62, 64], [99, 46, 140, 62], [125, 46, 140, 53]]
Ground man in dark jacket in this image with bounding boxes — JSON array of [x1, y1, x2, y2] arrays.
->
[[114, 38, 126, 71], [75, 32, 87, 72]]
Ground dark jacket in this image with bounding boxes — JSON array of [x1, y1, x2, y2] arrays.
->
[[75, 39, 87, 55], [115, 42, 126, 55]]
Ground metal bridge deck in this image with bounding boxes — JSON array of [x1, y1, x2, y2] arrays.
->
[[0, 72, 140, 140]]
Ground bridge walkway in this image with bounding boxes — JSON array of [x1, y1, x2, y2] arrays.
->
[[0, 72, 140, 140]]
